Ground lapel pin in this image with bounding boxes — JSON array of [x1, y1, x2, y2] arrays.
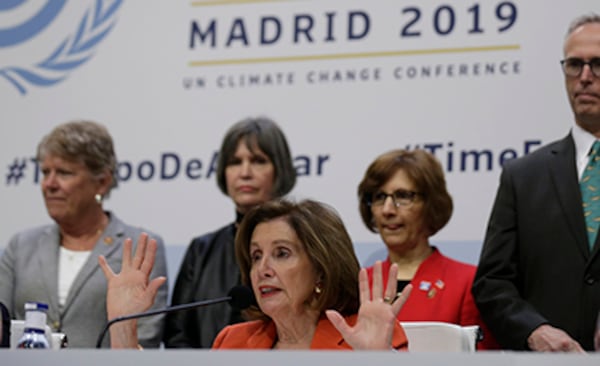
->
[[435, 279, 445, 289], [419, 281, 431, 291]]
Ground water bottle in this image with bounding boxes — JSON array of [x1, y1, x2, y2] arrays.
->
[[16, 302, 50, 349]]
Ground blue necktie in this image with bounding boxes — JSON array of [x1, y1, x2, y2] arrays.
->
[[581, 140, 600, 250]]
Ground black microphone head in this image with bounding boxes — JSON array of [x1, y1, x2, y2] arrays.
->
[[228, 285, 256, 310]]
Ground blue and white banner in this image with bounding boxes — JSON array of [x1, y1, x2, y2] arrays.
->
[[1, 0, 597, 270]]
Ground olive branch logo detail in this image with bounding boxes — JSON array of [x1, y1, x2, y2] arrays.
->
[[0, 0, 123, 95]]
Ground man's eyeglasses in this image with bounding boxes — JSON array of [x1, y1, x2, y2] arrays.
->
[[369, 189, 422, 208], [560, 57, 600, 78]]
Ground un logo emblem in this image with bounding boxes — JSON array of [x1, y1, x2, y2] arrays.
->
[[0, 0, 122, 95]]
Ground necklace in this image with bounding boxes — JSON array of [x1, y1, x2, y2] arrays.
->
[[60, 221, 107, 251]]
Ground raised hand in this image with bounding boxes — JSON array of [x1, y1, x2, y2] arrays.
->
[[98, 233, 166, 348], [326, 260, 412, 350]]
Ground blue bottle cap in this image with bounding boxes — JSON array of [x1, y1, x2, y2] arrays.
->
[[24, 302, 49, 311]]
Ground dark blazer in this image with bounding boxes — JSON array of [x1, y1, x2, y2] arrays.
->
[[473, 133, 600, 350], [0, 212, 168, 348], [164, 222, 244, 348]]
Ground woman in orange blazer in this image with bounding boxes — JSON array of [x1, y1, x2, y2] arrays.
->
[[100, 200, 411, 351]]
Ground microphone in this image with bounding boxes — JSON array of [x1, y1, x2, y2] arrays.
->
[[95, 285, 255, 348]]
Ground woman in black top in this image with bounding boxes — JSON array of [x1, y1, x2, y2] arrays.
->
[[164, 117, 296, 348]]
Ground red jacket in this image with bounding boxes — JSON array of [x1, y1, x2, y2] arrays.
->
[[213, 314, 408, 350], [366, 248, 499, 350]]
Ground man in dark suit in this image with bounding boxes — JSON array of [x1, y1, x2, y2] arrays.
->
[[473, 14, 600, 352]]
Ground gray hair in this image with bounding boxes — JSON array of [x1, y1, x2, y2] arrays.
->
[[216, 117, 296, 198], [566, 13, 600, 37], [37, 120, 118, 197]]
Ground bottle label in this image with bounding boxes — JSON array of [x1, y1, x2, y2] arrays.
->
[[24, 310, 47, 331]]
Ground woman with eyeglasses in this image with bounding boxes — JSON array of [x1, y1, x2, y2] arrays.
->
[[357, 149, 498, 350]]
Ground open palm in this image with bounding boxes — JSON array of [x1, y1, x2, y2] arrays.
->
[[326, 261, 412, 350]]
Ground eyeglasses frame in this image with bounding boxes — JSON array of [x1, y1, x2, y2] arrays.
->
[[368, 189, 423, 209], [560, 57, 600, 78]]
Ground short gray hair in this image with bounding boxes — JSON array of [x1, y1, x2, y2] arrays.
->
[[37, 120, 118, 196], [566, 13, 600, 37]]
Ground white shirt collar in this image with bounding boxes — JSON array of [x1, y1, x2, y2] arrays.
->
[[572, 123, 598, 179]]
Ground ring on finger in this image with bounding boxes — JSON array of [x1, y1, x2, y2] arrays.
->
[[383, 296, 393, 304]]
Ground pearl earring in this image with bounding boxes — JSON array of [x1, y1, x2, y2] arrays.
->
[[315, 284, 322, 294], [95, 194, 103, 204]]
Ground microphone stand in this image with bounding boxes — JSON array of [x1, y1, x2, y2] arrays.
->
[[95, 296, 231, 348]]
